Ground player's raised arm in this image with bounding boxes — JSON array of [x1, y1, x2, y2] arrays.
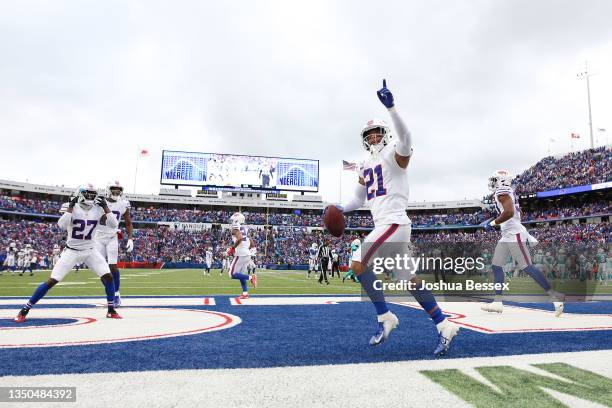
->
[[57, 196, 78, 229], [377, 79, 413, 168], [95, 196, 119, 228]]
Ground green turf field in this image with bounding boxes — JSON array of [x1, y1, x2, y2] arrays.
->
[[0, 268, 610, 297], [0, 269, 362, 296]]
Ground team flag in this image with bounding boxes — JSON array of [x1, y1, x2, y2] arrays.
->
[[342, 160, 356, 171], [140, 149, 150, 157], [570, 133, 580, 139]]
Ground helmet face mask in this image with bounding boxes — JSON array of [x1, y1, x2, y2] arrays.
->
[[106, 181, 124, 201], [76, 184, 98, 208], [361, 119, 391, 156], [488, 170, 513, 192]]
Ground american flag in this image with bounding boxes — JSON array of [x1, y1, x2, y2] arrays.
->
[[140, 149, 150, 157], [342, 160, 356, 171], [570, 133, 580, 139]]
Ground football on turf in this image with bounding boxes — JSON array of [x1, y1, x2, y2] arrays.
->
[[323, 205, 345, 237]]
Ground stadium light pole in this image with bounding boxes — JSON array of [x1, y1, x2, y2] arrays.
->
[[576, 61, 594, 149]]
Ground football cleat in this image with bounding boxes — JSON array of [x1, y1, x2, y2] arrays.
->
[[250, 275, 257, 288], [106, 309, 122, 319], [369, 312, 399, 346], [14, 308, 29, 323], [434, 320, 460, 356], [481, 301, 503, 313], [238, 294, 249, 300], [554, 302, 564, 317]]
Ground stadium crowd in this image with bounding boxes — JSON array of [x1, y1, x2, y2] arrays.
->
[[514, 146, 611, 195], [1, 219, 608, 267], [3, 194, 609, 228]]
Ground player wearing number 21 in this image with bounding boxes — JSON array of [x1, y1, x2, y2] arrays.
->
[[334, 80, 459, 355], [15, 184, 122, 322]]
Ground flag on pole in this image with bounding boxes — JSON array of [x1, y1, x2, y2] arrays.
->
[[570, 133, 580, 139], [597, 128, 606, 132], [140, 149, 150, 157], [342, 160, 356, 171]]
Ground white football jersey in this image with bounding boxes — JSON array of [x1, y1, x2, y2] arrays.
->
[[232, 226, 251, 256], [493, 186, 526, 235], [360, 144, 411, 227], [62, 204, 107, 250], [309, 248, 318, 260], [205, 250, 213, 263], [95, 199, 130, 238]]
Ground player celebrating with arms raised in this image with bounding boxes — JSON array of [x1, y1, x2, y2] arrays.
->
[[94, 181, 133, 307], [334, 80, 459, 355], [482, 170, 564, 316], [226, 213, 257, 299], [15, 184, 121, 322]]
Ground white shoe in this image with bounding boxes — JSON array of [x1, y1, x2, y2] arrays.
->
[[481, 301, 503, 313], [369, 312, 399, 346], [554, 302, 564, 317], [434, 320, 460, 356]]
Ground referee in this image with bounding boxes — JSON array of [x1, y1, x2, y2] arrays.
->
[[317, 239, 331, 285]]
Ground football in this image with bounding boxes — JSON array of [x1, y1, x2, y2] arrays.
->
[[323, 205, 345, 237]]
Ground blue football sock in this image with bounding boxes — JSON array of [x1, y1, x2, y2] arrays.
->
[[27, 282, 51, 308], [101, 278, 115, 306], [231, 273, 250, 292], [523, 265, 551, 292], [357, 269, 389, 316], [411, 286, 444, 325], [111, 270, 120, 292], [492, 265, 505, 295]]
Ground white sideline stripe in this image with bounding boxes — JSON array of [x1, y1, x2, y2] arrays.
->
[[1, 350, 611, 408], [230, 296, 362, 305]]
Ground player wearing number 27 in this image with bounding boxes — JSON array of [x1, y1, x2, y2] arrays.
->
[[335, 80, 459, 355], [15, 184, 121, 322]]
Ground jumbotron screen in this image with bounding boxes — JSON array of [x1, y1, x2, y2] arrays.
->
[[160, 150, 319, 192]]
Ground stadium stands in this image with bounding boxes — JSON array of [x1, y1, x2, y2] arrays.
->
[[514, 146, 611, 195]]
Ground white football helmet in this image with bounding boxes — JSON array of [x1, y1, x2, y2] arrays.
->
[[487, 170, 513, 192], [75, 184, 98, 207], [229, 212, 245, 226], [311, 243, 318, 250], [106, 181, 124, 200], [10, 242, 16, 249], [351, 239, 361, 249], [361, 118, 391, 156]]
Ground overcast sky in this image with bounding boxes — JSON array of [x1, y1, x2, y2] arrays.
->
[[1, 0, 611, 204]]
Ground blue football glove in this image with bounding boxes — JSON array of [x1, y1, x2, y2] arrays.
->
[[376, 79, 395, 109]]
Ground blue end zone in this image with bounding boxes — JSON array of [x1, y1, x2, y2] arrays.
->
[[0, 318, 77, 328], [1, 297, 611, 377]]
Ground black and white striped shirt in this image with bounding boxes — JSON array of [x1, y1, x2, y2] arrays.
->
[[317, 244, 331, 259]]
